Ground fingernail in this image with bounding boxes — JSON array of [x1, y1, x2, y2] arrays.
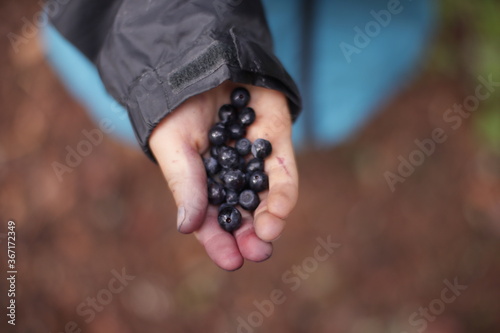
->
[[177, 206, 186, 231]]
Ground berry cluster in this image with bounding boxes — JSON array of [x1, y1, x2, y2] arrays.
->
[[204, 88, 272, 233]]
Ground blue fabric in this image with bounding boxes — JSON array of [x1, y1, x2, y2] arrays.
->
[[43, 0, 435, 150], [42, 24, 137, 146], [262, 0, 435, 148]]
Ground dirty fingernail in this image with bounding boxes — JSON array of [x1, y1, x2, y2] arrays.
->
[[177, 206, 186, 231]]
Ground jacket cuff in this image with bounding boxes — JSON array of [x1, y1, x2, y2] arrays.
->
[[112, 33, 301, 162]]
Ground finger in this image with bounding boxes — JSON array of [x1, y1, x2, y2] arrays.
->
[[254, 147, 298, 241], [249, 132, 298, 242], [233, 209, 273, 262], [152, 134, 208, 234], [264, 139, 299, 219], [195, 206, 244, 271], [253, 198, 286, 242], [240, 87, 299, 241]]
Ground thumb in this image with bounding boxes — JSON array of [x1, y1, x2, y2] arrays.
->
[[152, 135, 208, 234]]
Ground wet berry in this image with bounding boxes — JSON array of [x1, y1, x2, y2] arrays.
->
[[239, 156, 246, 170], [204, 88, 273, 232], [218, 168, 228, 181], [207, 180, 226, 205], [218, 104, 237, 124], [235, 138, 251, 156], [218, 205, 242, 232], [208, 124, 228, 146], [217, 146, 239, 169], [228, 122, 246, 140], [248, 171, 269, 193], [218, 203, 232, 212], [222, 169, 246, 192], [210, 146, 220, 158], [251, 138, 272, 159], [231, 87, 250, 108], [239, 189, 260, 211], [226, 190, 239, 205], [246, 158, 264, 173], [204, 156, 220, 176], [239, 107, 256, 127]]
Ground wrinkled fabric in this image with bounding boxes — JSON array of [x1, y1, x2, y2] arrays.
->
[[49, 0, 301, 161]]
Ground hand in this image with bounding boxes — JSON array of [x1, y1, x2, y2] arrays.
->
[[149, 81, 299, 271]]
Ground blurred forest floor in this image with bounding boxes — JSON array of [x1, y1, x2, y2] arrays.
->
[[1, 1, 500, 333]]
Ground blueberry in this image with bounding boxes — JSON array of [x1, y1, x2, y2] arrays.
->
[[204, 156, 220, 176], [218, 168, 228, 180], [217, 146, 240, 169], [248, 171, 269, 193], [218, 203, 233, 213], [246, 158, 264, 173], [239, 156, 246, 170], [231, 87, 250, 108], [218, 205, 242, 232], [251, 138, 272, 159], [239, 189, 260, 211], [210, 146, 220, 158], [226, 189, 239, 205], [222, 169, 246, 192], [235, 138, 251, 156], [239, 107, 256, 127], [228, 122, 246, 140], [208, 124, 228, 146], [218, 104, 237, 124], [207, 180, 226, 205]]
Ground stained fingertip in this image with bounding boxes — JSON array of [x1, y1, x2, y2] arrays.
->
[[195, 207, 245, 270], [235, 226, 273, 262], [242, 236, 273, 262]]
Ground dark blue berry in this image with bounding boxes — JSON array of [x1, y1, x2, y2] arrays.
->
[[218, 203, 232, 213], [239, 107, 256, 127], [248, 171, 269, 193], [218, 205, 242, 232], [231, 87, 250, 108], [238, 156, 246, 170], [251, 138, 272, 159], [204, 156, 220, 176], [218, 168, 228, 180], [226, 190, 239, 205], [207, 180, 226, 205], [246, 158, 264, 173], [239, 189, 260, 211], [222, 169, 246, 192], [235, 138, 251, 156], [218, 104, 237, 124], [217, 146, 240, 169], [208, 124, 228, 146], [203, 87, 273, 232], [228, 122, 246, 140], [210, 146, 220, 158]]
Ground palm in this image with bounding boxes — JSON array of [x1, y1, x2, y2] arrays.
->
[[150, 82, 298, 270]]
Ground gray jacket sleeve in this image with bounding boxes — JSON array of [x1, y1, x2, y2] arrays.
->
[[49, 0, 301, 161]]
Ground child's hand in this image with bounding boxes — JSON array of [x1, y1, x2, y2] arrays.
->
[[149, 82, 298, 271]]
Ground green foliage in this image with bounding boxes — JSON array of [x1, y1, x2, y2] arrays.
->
[[431, 0, 500, 151]]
